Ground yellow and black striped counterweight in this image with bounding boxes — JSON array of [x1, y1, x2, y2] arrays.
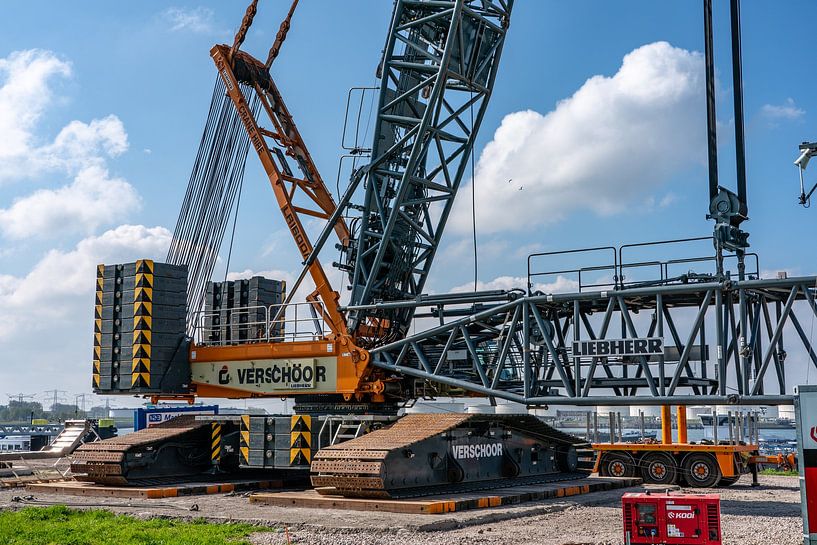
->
[[240, 415, 251, 465], [132, 259, 153, 388], [211, 422, 222, 463], [93, 258, 187, 394], [290, 415, 312, 466], [92, 265, 104, 388]]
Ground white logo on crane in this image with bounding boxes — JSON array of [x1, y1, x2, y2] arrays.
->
[[452, 443, 503, 460]]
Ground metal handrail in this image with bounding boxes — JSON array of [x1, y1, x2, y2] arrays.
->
[[618, 236, 713, 277], [526, 246, 617, 294], [191, 301, 329, 346], [527, 236, 763, 294], [267, 301, 327, 342], [191, 305, 269, 346], [662, 252, 760, 280], [341, 86, 378, 153]]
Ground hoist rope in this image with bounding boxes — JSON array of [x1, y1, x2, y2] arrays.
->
[[222, 176, 243, 285], [166, 76, 260, 332], [808, 276, 816, 384], [470, 90, 478, 292]]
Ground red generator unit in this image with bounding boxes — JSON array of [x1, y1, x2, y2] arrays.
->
[[622, 493, 722, 545]]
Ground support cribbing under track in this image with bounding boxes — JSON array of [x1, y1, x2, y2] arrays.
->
[[311, 413, 591, 499], [71, 416, 213, 486]]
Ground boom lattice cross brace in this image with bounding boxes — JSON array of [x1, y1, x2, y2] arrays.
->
[[367, 276, 817, 406], [344, 0, 514, 344]]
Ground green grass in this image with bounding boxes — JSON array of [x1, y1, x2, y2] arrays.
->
[[0, 506, 262, 545], [759, 468, 798, 476]]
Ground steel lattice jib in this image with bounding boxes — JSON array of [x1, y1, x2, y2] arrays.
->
[[343, 0, 514, 344], [368, 276, 817, 406]]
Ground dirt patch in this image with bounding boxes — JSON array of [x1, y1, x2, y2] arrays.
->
[[0, 475, 802, 545]]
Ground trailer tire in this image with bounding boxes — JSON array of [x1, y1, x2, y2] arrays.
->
[[599, 452, 636, 478], [683, 453, 721, 488], [640, 452, 678, 485]]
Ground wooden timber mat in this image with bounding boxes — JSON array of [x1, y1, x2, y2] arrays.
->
[[249, 476, 642, 515], [26, 478, 285, 499]]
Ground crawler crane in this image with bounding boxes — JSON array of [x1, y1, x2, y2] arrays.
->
[[74, 0, 591, 497], [74, 0, 817, 494]]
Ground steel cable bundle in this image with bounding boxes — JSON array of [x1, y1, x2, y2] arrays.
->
[[166, 76, 260, 333]]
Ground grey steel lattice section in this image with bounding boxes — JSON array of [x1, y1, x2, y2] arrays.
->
[[344, 0, 513, 343], [0, 424, 64, 437], [368, 276, 817, 405]]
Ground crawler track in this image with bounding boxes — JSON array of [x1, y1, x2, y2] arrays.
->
[[71, 416, 212, 485], [311, 413, 591, 498]]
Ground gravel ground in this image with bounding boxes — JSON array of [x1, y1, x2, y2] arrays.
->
[[0, 474, 803, 545], [247, 475, 803, 545]]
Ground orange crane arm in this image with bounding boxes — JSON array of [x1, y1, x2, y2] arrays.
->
[[210, 41, 350, 336]]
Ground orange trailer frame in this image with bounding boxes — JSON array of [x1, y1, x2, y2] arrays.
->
[[593, 405, 764, 487]]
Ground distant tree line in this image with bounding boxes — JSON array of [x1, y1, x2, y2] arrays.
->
[[0, 400, 109, 423]]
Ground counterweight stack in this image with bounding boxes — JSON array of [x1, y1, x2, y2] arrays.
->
[[93, 260, 189, 394]]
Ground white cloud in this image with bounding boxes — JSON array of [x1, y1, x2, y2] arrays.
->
[[450, 275, 579, 295], [0, 49, 71, 161], [227, 268, 295, 284], [760, 98, 805, 121], [0, 49, 136, 239], [39, 115, 128, 171], [451, 42, 705, 234], [0, 50, 129, 182], [163, 7, 216, 33], [0, 225, 171, 324], [0, 165, 141, 239], [659, 193, 678, 208], [0, 225, 172, 394]]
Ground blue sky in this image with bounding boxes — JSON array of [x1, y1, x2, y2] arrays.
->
[[1, 1, 815, 402]]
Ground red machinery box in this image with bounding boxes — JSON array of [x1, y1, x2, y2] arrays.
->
[[622, 493, 722, 544]]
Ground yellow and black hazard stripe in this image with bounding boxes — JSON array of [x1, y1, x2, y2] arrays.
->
[[132, 259, 154, 388], [290, 415, 311, 465], [93, 264, 104, 388], [239, 415, 250, 465], [211, 422, 222, 463]]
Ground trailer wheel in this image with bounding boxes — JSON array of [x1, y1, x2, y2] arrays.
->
[[600, 452, 636, 478], [640, 452, 678, 485], [683, 453, 721, 488]]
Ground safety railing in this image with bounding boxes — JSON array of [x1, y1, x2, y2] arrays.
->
[[268, 301, 327, 343], [527, 246, 618, 295], [618, 237, 759, 287], [527, 236, 761, 294], [191, 301, 328, 346]]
